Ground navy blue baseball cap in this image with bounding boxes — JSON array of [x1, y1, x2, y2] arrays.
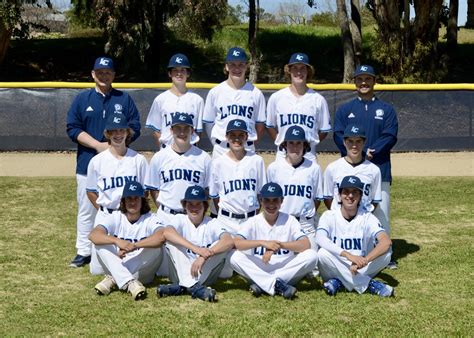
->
[[339, 176, 364, 193], [105, 112, 128, 131], [226, 47, 248, 62], [343, 125, 366, 139], [168, 53, 191, 69], [287, 52, 311, 66], [226, 119, 248, 134], [182, 185, 207, 202], [284, 126, 306, 142], [171, 113, 194, 127], [122, 181, 145, 198], [353, 65, 376, 78], [260, 182, 283, 198], [93, 57, 114, 71]]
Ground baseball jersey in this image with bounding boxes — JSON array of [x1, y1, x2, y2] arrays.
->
[[265, 86, 331, 148], [203, 81, 266, 143], [317, 209, 385, 257], [237, 213, 307, 260], [66, 88, 141, 175], [86, 148, 148, 209], [145, 145, 210, 211], [323, 157, 382, 212], [168, 215, 228, 259], [209, 152, 267, 214], [267, 158, 323, 219], [145, 90, 203, 146], [98, 211, 163, 257], [333, 97, 398, 182]]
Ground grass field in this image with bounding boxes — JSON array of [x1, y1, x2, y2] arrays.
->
[[0, 176, 473, 335]]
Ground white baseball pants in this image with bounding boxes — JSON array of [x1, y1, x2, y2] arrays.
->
[[373, 182, 391, 235], [75, 174, 97, 256]]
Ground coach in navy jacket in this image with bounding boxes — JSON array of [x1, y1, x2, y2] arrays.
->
[[333, 65, 398, 269], [66, 56, 141, 268]]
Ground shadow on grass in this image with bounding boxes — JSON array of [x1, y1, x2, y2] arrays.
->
[[392, 238, 420, 263]]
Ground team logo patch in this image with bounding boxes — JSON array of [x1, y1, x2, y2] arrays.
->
[[267, 186, 276, 192], [179, 114, 187, 121], [129, 184, 137, 191], [191, 188, 199, 196], [114, 104, 123, 114], [296, 54, 304, 61], [175, 57, 183, 64], [348, 177, 356, 184], [291, 129, 300, 136], [234, 121, 241, 126], [99, 58, 110, 66], [375, 109, 384, 120], [232, 50, 240, 57], [113, 117, 122, 124], [360, 65, 368, 71], [351, 126, 359, 133]]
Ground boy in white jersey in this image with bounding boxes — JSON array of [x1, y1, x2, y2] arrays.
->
[[135, 186, 234, 302], [266, 52, 331, 161], [145, 113, 211, 225], [145, 53, 203, 149], [230, 182, 318, 299], [267, 126, 323, 249], [209, 119, 266, 234], [323, 124, 381, 212], [89, 181, 165, 300], [316, 175, 393, 297], [203, 47, 266, 159]]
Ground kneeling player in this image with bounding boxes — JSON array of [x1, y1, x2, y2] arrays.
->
[[316, 175, 393, 297], [230, 182, 318, 299], [135, 186, 233, 302], [89, 181, 165, 301]]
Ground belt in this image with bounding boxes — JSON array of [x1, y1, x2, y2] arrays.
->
[[221, 209, 256, 219], [160, 204, 184, 215], [100, 206, 117, 214], [215, 139, 254, 147]]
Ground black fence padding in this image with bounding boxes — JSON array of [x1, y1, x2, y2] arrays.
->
[[0, 87, 472, 151]]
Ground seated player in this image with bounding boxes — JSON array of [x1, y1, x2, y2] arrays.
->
[[89, 181, 165, 301], [316, 175, 393, 297], [230, 182, 318, 299]]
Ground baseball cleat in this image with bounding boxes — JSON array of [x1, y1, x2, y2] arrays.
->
[[127, 279, 147, 300], [69, 254, 91, 268], [386, 261, 398, 270], [189, 283, 217, 302], [249, 283, 263, 297], [368, 279, 394, 297], [323, 278, 344, 296], [274, 278, 297, 300], [95, 275, 117, 296], [157, 284, 185, 297]]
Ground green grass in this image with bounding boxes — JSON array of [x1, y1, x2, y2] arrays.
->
[[0, 176, 473, 335]]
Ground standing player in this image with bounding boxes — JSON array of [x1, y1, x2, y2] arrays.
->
[[267, 126, 323, 249], [145, 113, 210, 225], [266, 52, 331, 161], [89, 181, 164, 301], [230, 182, 318, 299], [135, 186, 234, 302], [67, 56, 141, 268], [333, 65, 398, 269], [145, 53, 203, 150], [324, 124, 381, 212], [316, 175, 393, 297], [203, 47, 266, 159], [209, 119, 267, 234]]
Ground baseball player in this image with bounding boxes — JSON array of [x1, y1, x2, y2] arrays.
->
[[209, 119, 267, 235], [135, 186, 234, 302], [230, 182, 318, 299], [89, 181, 164, 301], [145, 53, 203, 150], [316, 175, 393, 297], [266, 52, 331, 162], [203, 46, 266, 159], [145, 112, 210, 226], [323, 124, 381, 212], [333, 65, 398, 269], [267, 126, 323, 249], [67, 56, 141, 268]]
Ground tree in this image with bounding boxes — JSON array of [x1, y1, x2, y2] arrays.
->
[[447, 0, 459, 50], [248, 0, 260, 83], [466, 0, 474, 28]]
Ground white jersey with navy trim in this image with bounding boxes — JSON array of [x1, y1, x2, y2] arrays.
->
[[203, 81, 266, 143], [168, 215, 227, 258], [323, 158, 382, 212], [86, 148, 148, 209], [145, 90, 203, 146], [209, 152, 267, 214], [145, 145, 211, 211], [266, 86, 331, 148], [267, 158, 323, 219], [237, 213, 307, 261], [317, 209, 385, 257]]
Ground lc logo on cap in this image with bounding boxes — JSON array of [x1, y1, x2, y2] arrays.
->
[[175, 56, 183, 64], [129, 184, 137, 191], [292, 129, 301, 136], [99, 58, 109, 66], [179, 114, 187, 121], [348, 177, 357, 184], [191, 188, 199, 196], [267, 186, 276, 192], [296, 54, 304, 61], [113, 117, 122, 124], [233, 50, 240, 57], [351, 126, 359, 133]]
